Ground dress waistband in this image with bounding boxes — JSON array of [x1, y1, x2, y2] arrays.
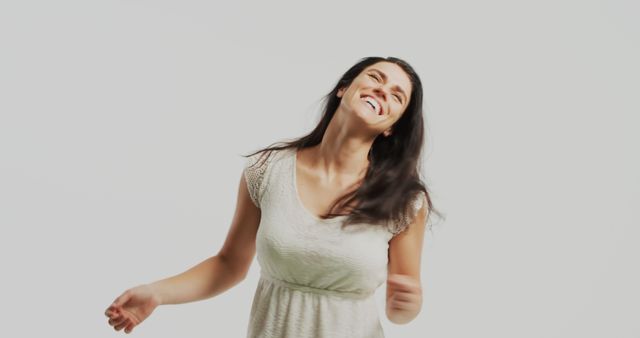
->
[[259, 271, 374, 300]]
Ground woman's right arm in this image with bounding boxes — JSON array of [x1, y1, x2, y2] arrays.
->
[[105, 169, 261, 333], [147, 170, 261, 305]]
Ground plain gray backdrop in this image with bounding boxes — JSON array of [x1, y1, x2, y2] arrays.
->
[[0, 0, 638, 337]]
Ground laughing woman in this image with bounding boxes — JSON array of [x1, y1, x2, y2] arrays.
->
[[104, 56, 441, 338]]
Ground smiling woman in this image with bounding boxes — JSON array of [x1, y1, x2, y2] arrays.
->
[[104, 56, 442, 338]]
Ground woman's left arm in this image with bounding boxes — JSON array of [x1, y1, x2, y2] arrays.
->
[[386, 201, 428, 324]]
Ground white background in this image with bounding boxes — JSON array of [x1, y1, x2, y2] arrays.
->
[[0, 1, 638, 337]]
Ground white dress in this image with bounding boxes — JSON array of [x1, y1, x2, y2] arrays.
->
[[242, 147, 425, 338]]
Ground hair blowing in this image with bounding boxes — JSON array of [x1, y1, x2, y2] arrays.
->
[[244, 56, 444, 234]]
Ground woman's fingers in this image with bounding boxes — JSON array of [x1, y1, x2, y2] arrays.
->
[[105, 304, 123, 317], [114, 318, 130, 331], [105, 308, 120, 318], [109, 314, 128, 328], [124, 321, 135, 334], [391, 290, 414, 302]]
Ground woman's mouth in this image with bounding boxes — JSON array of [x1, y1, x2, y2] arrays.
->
[[360, 95, 382, 115]]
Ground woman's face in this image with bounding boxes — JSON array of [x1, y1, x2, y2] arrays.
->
[[337, 61, 413, 137]]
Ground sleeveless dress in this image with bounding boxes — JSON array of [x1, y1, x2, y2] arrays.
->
[[242, 147, 425, 338]]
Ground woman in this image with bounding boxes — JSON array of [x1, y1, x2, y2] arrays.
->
[[104, 56, 441, 337]]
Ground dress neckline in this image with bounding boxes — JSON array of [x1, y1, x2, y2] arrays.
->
[[291, 148, 347, 223]]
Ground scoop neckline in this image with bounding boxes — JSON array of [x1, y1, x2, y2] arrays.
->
[[291, 148, 347, 223]]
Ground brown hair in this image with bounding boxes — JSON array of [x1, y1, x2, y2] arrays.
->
[[245, 56, 444, 234]]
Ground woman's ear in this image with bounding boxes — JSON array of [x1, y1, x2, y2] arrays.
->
[[337, 87, 346, 98]]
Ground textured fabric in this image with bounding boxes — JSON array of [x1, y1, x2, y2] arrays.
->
[[242, 148, 425, 338], [387, 189, 427, 237]]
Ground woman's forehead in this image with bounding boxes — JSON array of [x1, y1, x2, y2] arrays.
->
[[363, 62, 413, 96]]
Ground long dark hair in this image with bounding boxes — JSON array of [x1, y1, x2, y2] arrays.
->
[[244, 56, 443, 233]]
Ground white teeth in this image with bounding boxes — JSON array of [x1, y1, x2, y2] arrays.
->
[[362, 96, 380, 115]]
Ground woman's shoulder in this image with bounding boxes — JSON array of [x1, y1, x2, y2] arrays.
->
[[243, 147, 292, 208], [387, 190, 428, 237], [244, 147, 294, 182], [246, 147, 292, 166]]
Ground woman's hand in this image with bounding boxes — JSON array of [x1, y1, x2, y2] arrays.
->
[[104, 284, 161, 334], [386, 273, 423, 324]]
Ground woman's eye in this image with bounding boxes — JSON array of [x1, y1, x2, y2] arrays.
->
[[369, 74, 379, 81], [393, 95, 401, 103]]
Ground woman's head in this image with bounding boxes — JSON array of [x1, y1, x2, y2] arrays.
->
[[333, 58, 422, 141], [246, 56, 441, 233], [302, 57, 426, 168]]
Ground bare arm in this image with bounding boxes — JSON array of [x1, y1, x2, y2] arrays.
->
[[386, 199, 428, 324], [147, 170, 261, 305]]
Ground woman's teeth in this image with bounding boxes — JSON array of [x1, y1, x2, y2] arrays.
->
[[361, 97, 380, 115]]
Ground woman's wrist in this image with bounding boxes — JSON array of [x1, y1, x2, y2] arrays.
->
[[145, 283, 164, 306]]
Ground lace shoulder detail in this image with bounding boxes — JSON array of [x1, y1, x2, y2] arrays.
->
[[388, 191, 427, 237], [243, 150, 278, 208]]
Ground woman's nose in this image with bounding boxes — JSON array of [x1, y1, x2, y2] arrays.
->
[[372, 87, 387, 101]]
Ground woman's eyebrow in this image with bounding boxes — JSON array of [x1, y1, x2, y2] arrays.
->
[[369, 68, 408, 102]]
